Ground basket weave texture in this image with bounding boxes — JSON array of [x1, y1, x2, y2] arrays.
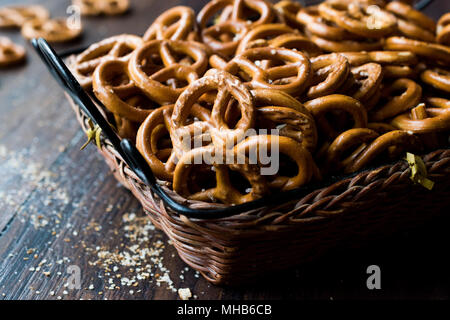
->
[[68, 95, 450, 285]]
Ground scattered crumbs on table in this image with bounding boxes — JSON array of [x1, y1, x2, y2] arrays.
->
[[178, 288, 192, 300]]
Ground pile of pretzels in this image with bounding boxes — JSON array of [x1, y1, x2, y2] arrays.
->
[[69, 0, 450, 205]]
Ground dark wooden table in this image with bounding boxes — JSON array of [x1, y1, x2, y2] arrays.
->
[[1, 0, 449, 300]]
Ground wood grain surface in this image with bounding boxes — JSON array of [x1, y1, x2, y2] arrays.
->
[[0, 0, 449, 300]]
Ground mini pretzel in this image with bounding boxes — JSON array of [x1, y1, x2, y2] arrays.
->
[[21, 18, 82, 42], [304, 94, 368, 140], [0, 5, 49, 28], [70, 34, 143, 89], [308, 33, 382, 52], [225, 47, 311, 96], [236, 23, 294, 54], [346, 130, 419, 173], [233, 135, 316, 190], [296, 6, 363, 41], [318, 0, 397, 38], [370, 78, 422, 121], [325, 128, 379, 172], [231, 0, 276, 27], [143, 6, 196, 41], [136, 104, 211, 181], [73, 0, 129, 16], [93, 59, 157, 124], [0, 37, 26, 67], [269, 33, 321, 57], [391, 102, 450, 133], [128, 40, 208, 104], [197, 0, 235, 30], [274, 0, 303, 29], [385, 37, 450, 66], [173, 145, 269, 205], [171, 69, 254, 155], [307, 53, 350, 99], [437, 13, 450, 45], [348, 62, 383, 102], [420, 68, 450, 93], [386, 1, 436, 33], [201, 20, 249, 57], [251, 88, 317, 152]]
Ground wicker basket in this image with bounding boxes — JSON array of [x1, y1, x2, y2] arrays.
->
[[66, 92, 450, 285]]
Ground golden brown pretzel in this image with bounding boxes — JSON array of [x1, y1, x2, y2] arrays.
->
[[201, 20, 249, 57], [128, 40, 208, 104], [370, 78, 422, 121], [348, 62, 383, 102], [391, 101, 450, 133], [346, 130, 419, 173], [143, 6, 196, 41], [437, 13, 450, 45], [318, 0, 397, 38], [386, 1, 436, 33], [325, 128, 379, 172], [304, 94, 368, 140], [268, 33, 321, 57], [173, 145, 269, 205], [0, 5, 49, 28], [73, 0, 129, 16], [236, 23, 294, 54], [385, 37, 450, 66], [70, 34, 143, 89], [274, 0, 303, 29], [420, 68, 450, 93], [93, 59, 158, 126], [307, 53, 350, 99], [21, 18, 82, 42], [231, 0, 276, 27], [0, 36, 26, 67], [136, 104, 211, 181], [197, 0, 235, 30], [251, 88, 318, 152], [225, 47, 311, 96], [171, 69, 254, 154], [233, 135, 316, 190], [296, 6, 362, 41], [308, 33, 382, 52]]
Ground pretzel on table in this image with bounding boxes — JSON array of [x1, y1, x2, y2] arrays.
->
[[0, 37, 26, 67]]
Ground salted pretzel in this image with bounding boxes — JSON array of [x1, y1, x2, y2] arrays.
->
[[251, 88, 318, 152], [73, 0, 129, 16], [0, 5, 49, 28], [136, 104, 211, 181], [231, 0, 276, 27], [223, 47, 311, 96], [370, 78, 422, 121], [386, 1, 436, 42], [346, 130, 420, 173], [307, 53, 350, 99], [385, 37, 450, 66], [128, 40, 208, 105], [70, 34, 143, 89], [143, 6, 196, 41], [173, 145, 269, 205], [308, 33, 382, 52], [318, 0, 397, 38], [296, 6, 363, 41], [391, 101, 450, 134], [201, 20, 249, 57], [233, 135, 317, 191], [324, 128, 379, 172], [21, 18, 82, 42], [437, 13, 450, 45], [304, 94, 368, 140], [274, 0, 303, 29], [0, 37, 26, 67], [197, 0, 235, 30], [93, 59, 158, 130], [171, 69, 255, 158], [236, 23, 294, 54], [348, 62, 383, 103], [420, 68, 450, 93]]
